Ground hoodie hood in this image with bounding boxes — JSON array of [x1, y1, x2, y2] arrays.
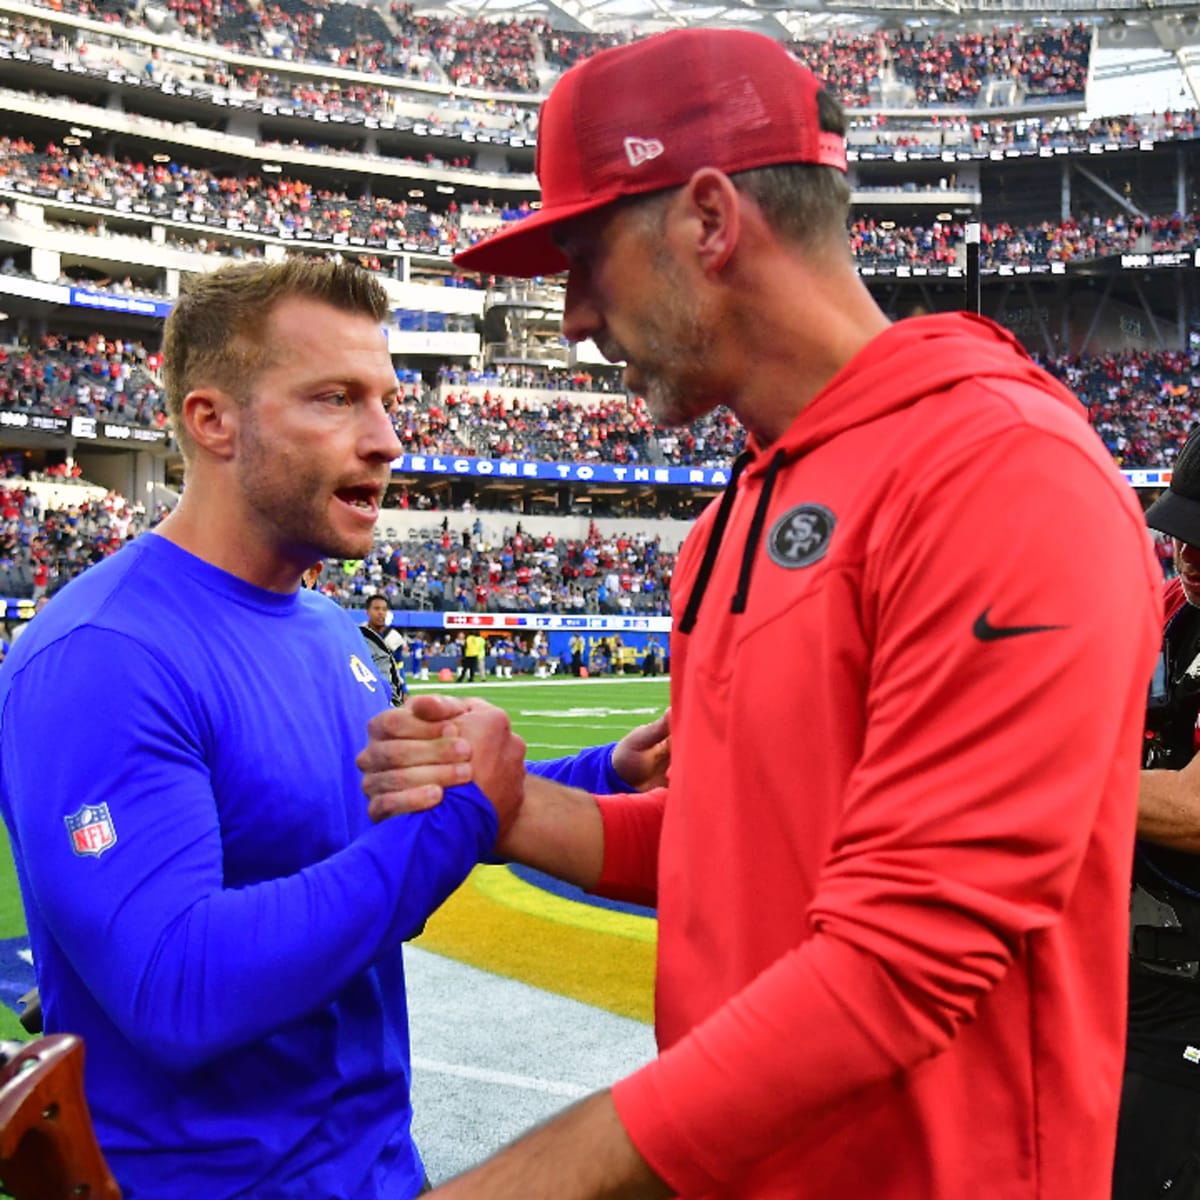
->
[[678, 313, 1084, 634]]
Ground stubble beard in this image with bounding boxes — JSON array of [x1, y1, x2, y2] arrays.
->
[[635, 292, 716, 430], [239, 409, 376, 566]]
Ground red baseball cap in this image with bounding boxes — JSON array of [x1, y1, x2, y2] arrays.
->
[[453, 27, 847, 279]]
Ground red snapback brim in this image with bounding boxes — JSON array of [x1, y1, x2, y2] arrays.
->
[[452, 193, 615, 277]]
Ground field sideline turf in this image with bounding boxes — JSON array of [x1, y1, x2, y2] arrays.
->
[[407, 673, 671, 755], [0, 675, 671, 1040]]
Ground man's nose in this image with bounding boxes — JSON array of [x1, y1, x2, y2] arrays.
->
[[561, 272, 602, 345], [362, 399, 403, 461]]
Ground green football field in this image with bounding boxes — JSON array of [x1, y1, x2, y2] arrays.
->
[[410, 674, 671, 759], [0, 675, 672, 1042]]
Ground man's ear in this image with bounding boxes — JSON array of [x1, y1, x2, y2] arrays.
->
[[181, 388, 240, 461], [679, 167, 742, 273]]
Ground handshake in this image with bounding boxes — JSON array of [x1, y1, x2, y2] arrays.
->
[[356, 694, 529, 836], [356, 694, 672, 854]]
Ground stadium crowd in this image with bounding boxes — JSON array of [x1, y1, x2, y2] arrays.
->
[[10, 24, 1192, 163], [17, 0, 1094, 104], [0, 461, 680, 622], [849, 109, 1200, 154], [0, 138, 472, 254], [1039, 347, 1200, 468], [4, 333, 1200, 471], [9, 14, 1190, 155], [0, 477, 160, 613], [435, 364, 624, 392], [441, 391, 655, 464], [0, 333, 169, 429], [0, 11, 530, 136], [4, 138, 1196, 271], [311, 518, 676, 616], [851, 212, 1200, 269], [0, 328, 1195, 626], [795, 21, 1091, 107], [890, 22, 1092, 104]]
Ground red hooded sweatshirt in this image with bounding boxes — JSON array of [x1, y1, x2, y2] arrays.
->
[[595, 313, 1160, 1199]]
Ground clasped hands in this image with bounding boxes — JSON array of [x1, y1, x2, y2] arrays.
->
[[357, 696, 671, 835], [357, 694, 527, 834]]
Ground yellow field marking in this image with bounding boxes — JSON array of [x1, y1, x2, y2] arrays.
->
[[414, 866, 656, 1024], [473, 864, 658, 943]]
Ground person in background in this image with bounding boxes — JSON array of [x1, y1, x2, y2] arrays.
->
[[491, 633, 515, 679], [532, 631, 552, 678], [410, 634, 429, 682], [457, 630, 485, 683], [361, 592, 407, 706], [1117, 425, 1200, 1199], [641, 634, 661, 677]]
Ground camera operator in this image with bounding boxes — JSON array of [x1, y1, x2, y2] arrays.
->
[[1117, 423, 1200, 1199]]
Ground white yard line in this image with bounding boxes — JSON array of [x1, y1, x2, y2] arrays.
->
[[411, 1057, 589, 1099]]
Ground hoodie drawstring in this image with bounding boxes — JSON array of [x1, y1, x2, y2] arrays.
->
[[677, 450, 753, 635], [731, 449, 785, 615]]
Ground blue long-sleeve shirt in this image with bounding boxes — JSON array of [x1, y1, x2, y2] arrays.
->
[[0, 534, 503, 1199], [529, 743, 632, 794]]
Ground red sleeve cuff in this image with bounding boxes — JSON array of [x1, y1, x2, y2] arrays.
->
[[593, 789, 665, 907]]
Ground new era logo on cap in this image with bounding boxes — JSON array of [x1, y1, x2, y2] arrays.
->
[[624, 137, 664, 168]]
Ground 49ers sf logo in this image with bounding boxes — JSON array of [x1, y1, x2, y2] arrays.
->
[[767, 504, 836, 569]]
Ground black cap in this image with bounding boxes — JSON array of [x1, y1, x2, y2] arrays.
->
[[1146, 424, 1200, 547]]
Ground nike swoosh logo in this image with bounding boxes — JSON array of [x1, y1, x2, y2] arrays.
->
[[973, 608, 1069, 642]]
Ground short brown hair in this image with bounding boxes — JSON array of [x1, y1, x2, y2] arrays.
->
[[162, 258, 389, 462], [731, 90, 851, 251]]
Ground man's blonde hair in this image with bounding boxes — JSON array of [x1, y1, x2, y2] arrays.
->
[[162, 259, 389, 461]]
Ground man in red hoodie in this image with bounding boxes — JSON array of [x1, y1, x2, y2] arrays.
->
[[361, 27, 1161, 1200]]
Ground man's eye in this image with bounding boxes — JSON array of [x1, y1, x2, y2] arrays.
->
[[322, 392, 351, 407]]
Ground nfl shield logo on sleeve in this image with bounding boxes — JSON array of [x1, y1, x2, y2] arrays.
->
[[64, 804, 118, 858]]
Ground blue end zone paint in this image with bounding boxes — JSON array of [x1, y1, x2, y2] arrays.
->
[[508, 865, 656, 918], [0, 936, 34, 1014]]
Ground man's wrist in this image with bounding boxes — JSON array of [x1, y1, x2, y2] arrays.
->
[[605, 743, 632, 793]]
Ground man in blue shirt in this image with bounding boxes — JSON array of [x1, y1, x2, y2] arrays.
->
[[0, 260, 662, 1200]]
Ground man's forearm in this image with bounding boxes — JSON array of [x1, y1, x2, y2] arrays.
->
[[1139, 767, 1200, 852], [428, 1090, 672, 1200], [498, 774, 606, 888]]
